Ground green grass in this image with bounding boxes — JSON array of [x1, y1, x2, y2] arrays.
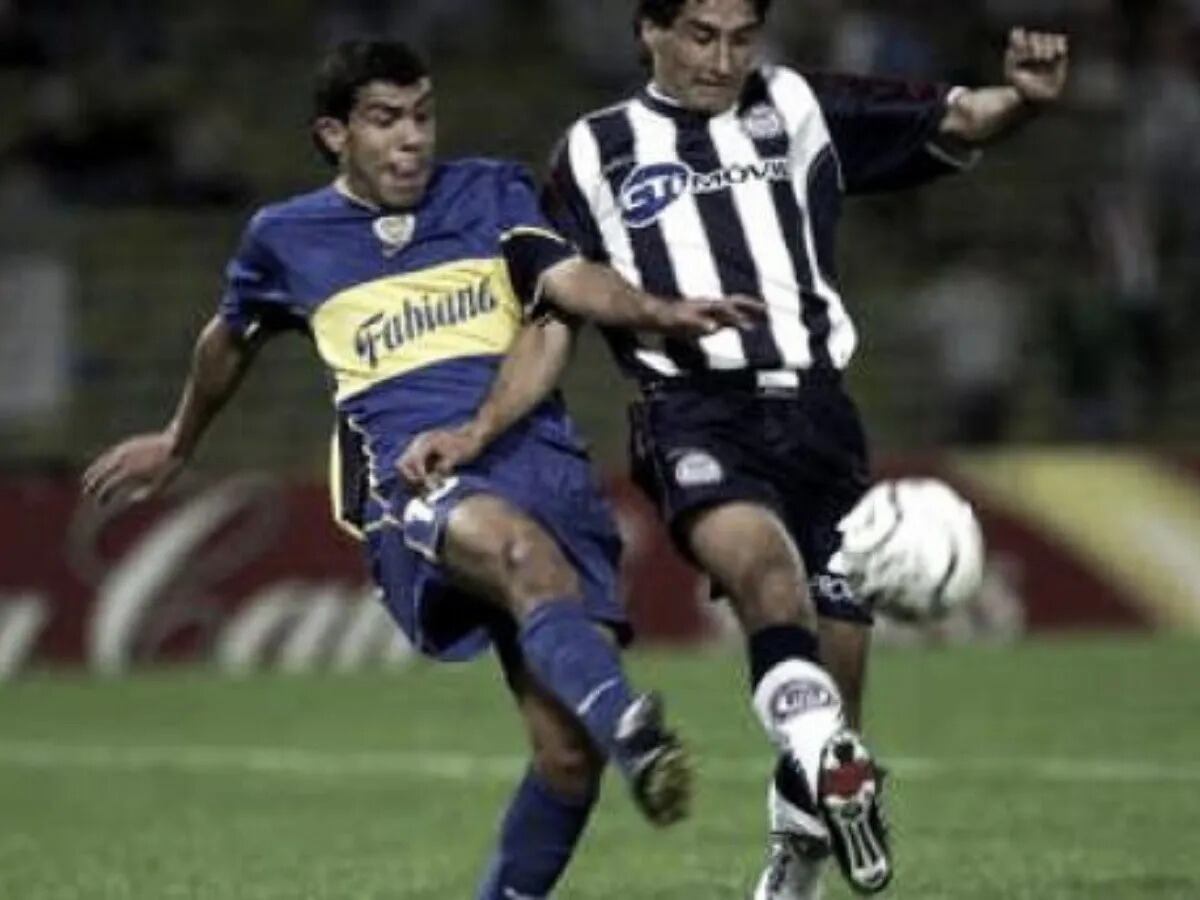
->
[[2, 636, 1199, 898]]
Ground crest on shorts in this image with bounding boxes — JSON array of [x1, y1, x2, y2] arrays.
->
[[372, 214, 415, 256], [741, 103, 786, 142], [674, 450, 724, 488]]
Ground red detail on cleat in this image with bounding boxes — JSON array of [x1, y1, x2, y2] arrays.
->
[[821, 759, 874, 798]]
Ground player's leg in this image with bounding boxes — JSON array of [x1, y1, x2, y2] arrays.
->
[[818, 618, 870, 730], [475, 620, 604, 900], [685, 502, 890, 895], [437, 491, 690, 825], [757, 395, 884, 898], [805, 384, 875, 733], [755, 622, 876, 900], [795, 518, 887, 895], [684, 501, 842, 792]]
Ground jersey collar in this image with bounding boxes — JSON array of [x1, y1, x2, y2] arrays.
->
[[333, 176, 382, 212], [638, 82, 720, 125], [332, 173, 439, 215], [638, 77, 765, 125]]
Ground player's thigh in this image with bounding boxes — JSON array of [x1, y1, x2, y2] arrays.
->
[[442, 492, 580, 614], [684, 501, 815, 631]]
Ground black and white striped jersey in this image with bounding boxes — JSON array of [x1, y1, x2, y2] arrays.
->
[[544, 64, 973, 388]]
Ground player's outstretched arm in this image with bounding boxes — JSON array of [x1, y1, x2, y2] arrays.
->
[[397, 318, 572, 490], [540, 257, 762, 337], [81, 315, 261, 506], [939, 28, 1069, 144]]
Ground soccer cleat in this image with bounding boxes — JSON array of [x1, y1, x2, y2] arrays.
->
[[753, 831, 830, 900], [753, 772, 831, 900], [817, 731, 892, 894], [613, 692, 693, 827]]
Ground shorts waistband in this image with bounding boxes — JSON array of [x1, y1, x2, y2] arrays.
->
[[640, 367, 841, 398]]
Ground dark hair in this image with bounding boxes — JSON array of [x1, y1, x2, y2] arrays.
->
[[634, 0, 773, 32], [312, 39, 428, 164]]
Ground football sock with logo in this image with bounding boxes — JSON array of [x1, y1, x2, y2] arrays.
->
[[476, 768, 597, 900], [518, 598, 637, 767], [749, 626, 844, 798]]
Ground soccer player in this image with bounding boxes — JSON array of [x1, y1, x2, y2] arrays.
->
[[400, 3, 1068, 896], [81, 39, 761, 900]]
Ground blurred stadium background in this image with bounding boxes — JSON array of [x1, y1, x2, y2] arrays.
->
[[1, 0, 1199, 897], [3, 0, 1200, 468]]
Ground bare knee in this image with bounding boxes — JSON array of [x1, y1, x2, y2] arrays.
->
[[686, 505, 815, 632], [733, 553, 815, 632], [444, 498, 579, 615], [497, 525, 579, 614]]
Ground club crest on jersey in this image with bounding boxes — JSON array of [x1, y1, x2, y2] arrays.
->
[[741, 103, 786, 141], [619, 158, 790, 229], [372, 214, 415, 256], [673, 450, 724, 488]]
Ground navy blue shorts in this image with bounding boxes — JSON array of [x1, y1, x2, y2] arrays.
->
[[629, 376, 873, 624], [365, 422, 628, 661]]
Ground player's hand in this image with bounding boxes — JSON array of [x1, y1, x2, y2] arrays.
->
[[1005, 28, 1069, 105], [397, 424, 484, 491], [651, 294, 765, 338], [81, 432, 185, 506]]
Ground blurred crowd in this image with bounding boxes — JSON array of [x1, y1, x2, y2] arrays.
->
[[1, 0, 1198, 463]]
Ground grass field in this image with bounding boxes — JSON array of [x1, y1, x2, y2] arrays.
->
[[2, 635, 1199, 899]]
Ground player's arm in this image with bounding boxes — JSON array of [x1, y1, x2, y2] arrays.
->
[[504, 228, 760, 337], [397, 317, 573, 489], [539, 255, 760, 336], [397, 261, 763, 490], [939, 28, 1068, 144], [398, 233, 762, 488], [535, 151, 762, 330], [81, 315, 262, 505]]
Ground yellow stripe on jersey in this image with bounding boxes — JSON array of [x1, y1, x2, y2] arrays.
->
[[311, 257, 523, 402]]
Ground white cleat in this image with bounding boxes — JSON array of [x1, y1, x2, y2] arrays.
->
[[753, 832, 829, 900], [752, 771, 831, 900], [817, 730, 892, 894]]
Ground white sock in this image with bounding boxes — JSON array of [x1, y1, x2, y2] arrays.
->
[[752, 659, 845, 798]]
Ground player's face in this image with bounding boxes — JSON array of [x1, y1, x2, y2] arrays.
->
[[642, 0, 763, 114], [322, 79, 436, 210]]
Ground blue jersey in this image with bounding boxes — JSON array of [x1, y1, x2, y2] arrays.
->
[[219, 158, 580, 535]]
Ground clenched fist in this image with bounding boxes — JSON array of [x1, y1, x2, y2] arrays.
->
[[1005, 28, 1069, 105]]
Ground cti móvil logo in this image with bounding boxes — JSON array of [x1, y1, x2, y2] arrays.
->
[[619, 158, 790, 228]]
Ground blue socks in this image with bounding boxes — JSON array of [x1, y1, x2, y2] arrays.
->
[[478, 598, 632, 899], [517, 599, 636, 764], [475, 768, 597, 900]]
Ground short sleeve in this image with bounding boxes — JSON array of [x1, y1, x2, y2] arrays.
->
[[541, 133, 607, 261], [218, 212, 304, 338], [495, 165, 577, 315], [805, 73, 973, 194]]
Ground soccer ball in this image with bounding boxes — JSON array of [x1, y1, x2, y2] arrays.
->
[[833, 478, 985, 622]]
